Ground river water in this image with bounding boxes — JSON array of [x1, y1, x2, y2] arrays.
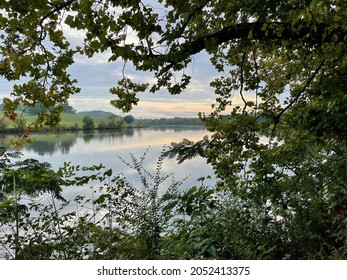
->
[[1, 126, 215, 197]]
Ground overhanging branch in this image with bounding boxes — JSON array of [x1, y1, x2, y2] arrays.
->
[[40, 0, 77, 26], [155, 21, 347, 72]]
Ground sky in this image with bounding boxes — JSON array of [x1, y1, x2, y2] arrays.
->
[[0, 42, 218, 119], [66, 50, 218, 118], [1, 47, 255, 119], [0, 7, 254, 120]]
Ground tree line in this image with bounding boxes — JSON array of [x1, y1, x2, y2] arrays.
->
[[133, 117, 204, 126]]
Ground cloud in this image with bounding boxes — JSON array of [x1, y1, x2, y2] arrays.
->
[[57, 12, 220, 119], [135, 100, 213, 118], [65, 47, 218, 118], [69, 95, 213, 118], [0, 79, 14, 98], [74, 52, 113, 65], [61, 22, 86, 47]]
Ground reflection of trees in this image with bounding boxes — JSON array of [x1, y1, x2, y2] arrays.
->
[[1, 127, 205, 156], [24, 138, 76, 155], [0, 134, 9, 148], [26, 141, 57, 155], [150, 126, 205, 132], [16, 131, 138, 155], [76, 130, 137, 146], [94, 129, 135, 144], [82, 132, 94, 143], [59, 140, 75, 154]]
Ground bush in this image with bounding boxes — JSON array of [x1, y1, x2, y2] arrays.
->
[[107, 116, 124, 129], [123, 115, 134, 124], [82, 116, 94, 130]]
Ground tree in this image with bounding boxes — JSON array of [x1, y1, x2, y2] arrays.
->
[[82, 116, 94, 130], [0, 154, 64, 259], [1, 0, 346, 121], [123, 115, 134, 125], [107, 115, 124, 129], [97, 119, 108, 130], [1, 0, 347, 258]]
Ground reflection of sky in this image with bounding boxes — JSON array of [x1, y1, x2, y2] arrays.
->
[[13, 128, 214, 201]]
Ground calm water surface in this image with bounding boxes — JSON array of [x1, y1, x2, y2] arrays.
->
[[2, 126, 215, 197]]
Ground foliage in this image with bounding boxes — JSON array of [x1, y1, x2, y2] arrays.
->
[[14, 115, 26, 131], [106, 115, 124, 129], [0, 149, 64, 259], [1, 0, 347, 259], [0, 112, 119, 132], [1, 146, 346, 259], [123, 115, 134, 125], [0, 148, 182, 259], [0, 158, 63, 200], [98, 115, 124, 130], [21, 102, 76, 116], [0, 117, 9, 132], [1, 0, 347, 126], [82, 116, 94, 130]]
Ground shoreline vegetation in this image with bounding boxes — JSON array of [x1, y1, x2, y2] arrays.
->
[[0, 110, 205, 134]]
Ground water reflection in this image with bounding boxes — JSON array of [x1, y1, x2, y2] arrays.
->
[[27, 138, 76, 155], [0, 125, 216, 229], [1, 126, 207, 156], [1, 128, 137, 155], [1, 126, 213, 192], [0, 126, 205, 156]]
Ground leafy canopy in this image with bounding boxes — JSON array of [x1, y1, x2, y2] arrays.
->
[[1, 0, 346, 127]]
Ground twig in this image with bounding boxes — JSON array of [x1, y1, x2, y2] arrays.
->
[[271, 59, 325, 135], [239, 52, 248, 114], [39, 0, 76, 27]]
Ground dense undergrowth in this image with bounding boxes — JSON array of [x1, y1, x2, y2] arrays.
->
[[1, 146, 346, 260]]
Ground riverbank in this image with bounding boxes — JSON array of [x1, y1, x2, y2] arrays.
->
[[0, 112, 204, 133], [0, 112, 149, 133]]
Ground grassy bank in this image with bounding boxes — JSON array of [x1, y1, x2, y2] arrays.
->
[[1, 112, 131, 132], [25, 112, 107, 129], [1, 112, 199, 133]]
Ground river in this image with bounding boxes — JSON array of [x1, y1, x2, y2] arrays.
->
[[1, 126, 215, 198]]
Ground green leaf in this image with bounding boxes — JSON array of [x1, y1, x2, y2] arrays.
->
[[206, 245, 217, 257], [104, 168, 113, 177]]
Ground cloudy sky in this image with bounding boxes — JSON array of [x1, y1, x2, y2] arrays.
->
[[0, 9, 253, 119], [66, 50, 218, 118], [0, 45, 218, 119]]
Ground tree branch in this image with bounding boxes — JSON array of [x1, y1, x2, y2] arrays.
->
[[271, 59, 325, 134], [182, 21, 346, 56], [39, 0, 76, 27], [155, 21, 346, 72]]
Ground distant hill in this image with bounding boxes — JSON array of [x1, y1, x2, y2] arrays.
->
[[76, 110, 120, 119]]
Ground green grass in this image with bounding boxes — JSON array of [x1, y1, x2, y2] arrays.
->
[[1, 112, 146, 133], [59, 113, 122, 128], [5, 112, 108, 130], [60, 112, 96, 128]]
